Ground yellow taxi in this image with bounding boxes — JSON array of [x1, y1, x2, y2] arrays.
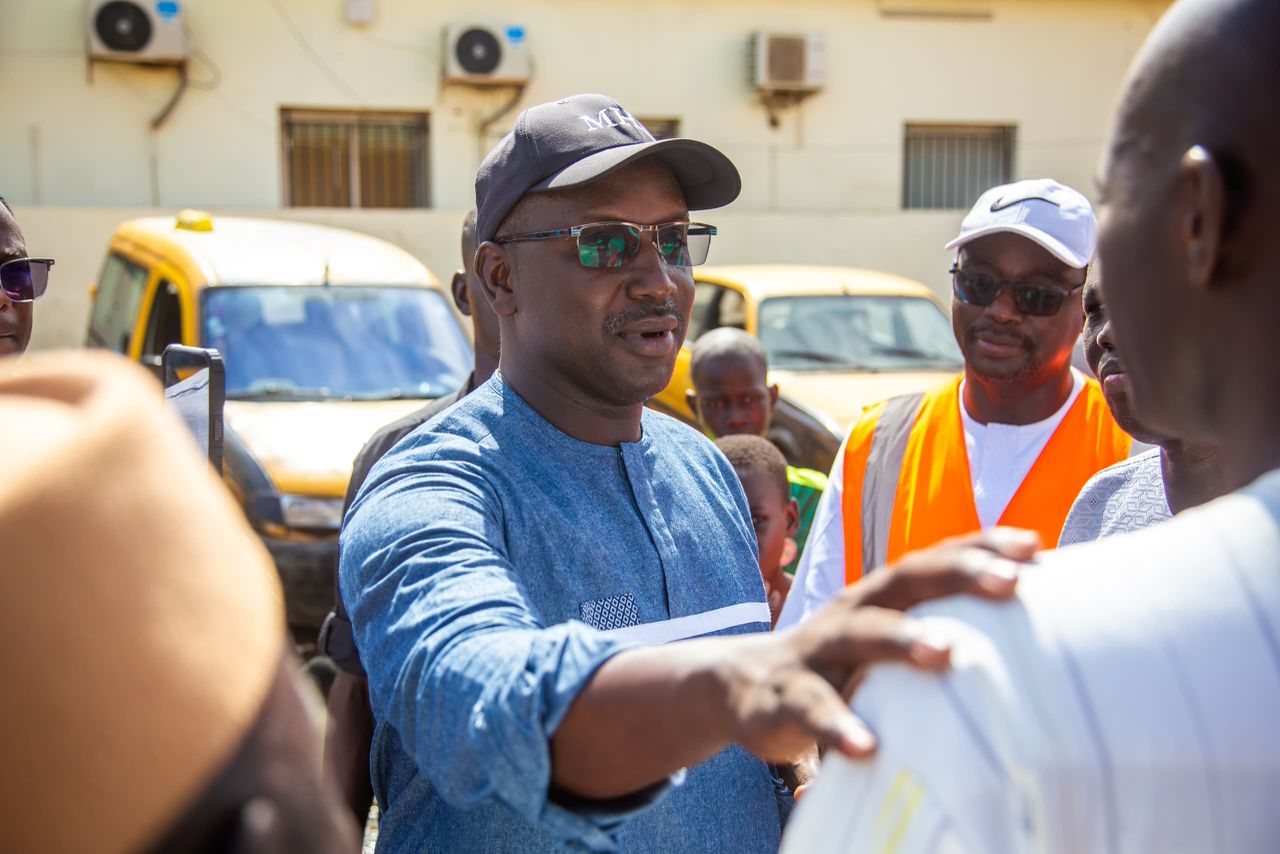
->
[[86, 211, 472, 635], [654, 265, 963, 471]]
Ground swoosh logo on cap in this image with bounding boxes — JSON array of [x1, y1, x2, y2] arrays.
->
[[991, 193, 1061, 212]]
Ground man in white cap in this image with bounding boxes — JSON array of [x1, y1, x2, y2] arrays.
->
[[781, 1, 1280, 850], [778, 178, 1132, 629]]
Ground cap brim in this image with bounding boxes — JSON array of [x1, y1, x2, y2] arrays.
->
[[532, 138, 742, 211], [944, 223, 1091, 268]]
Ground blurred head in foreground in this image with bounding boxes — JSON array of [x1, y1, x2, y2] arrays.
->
[[0, 352, 356, 853]]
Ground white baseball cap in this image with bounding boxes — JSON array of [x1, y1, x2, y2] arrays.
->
[[945, 178, 1097, 269]]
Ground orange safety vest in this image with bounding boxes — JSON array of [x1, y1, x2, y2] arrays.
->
[[841, 375, 1131, 584]]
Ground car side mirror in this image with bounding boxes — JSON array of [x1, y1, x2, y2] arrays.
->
[[141, 353, 164, 381]]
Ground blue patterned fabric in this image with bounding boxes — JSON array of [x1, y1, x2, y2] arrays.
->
[[341, 373, 784, 853], [580, 593, 641, 632]]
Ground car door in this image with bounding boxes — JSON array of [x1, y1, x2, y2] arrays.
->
[[134, 271, 196, 373]]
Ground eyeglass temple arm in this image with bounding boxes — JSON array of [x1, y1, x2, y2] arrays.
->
[[495, 228, 575, 243]]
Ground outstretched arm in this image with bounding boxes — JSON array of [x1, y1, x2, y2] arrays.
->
[[550, 529, 1035, 800]]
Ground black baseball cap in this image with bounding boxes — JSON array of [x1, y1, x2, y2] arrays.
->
[[475, 93, 742, 244]]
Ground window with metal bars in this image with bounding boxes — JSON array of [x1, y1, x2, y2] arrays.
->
[[902, 123, 1015, 210], [281, 109, 430, 208]]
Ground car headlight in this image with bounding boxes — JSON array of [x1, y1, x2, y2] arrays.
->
[[279, 495, 345, 530]]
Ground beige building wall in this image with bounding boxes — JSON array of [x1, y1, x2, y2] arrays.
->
[[2, 0, 1169, 349]]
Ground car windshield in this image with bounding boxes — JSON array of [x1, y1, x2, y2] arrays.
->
[[203, 285, 472, 400], [757, 294, 963, 372]]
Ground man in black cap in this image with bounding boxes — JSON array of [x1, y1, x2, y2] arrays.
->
[[341, 94, 1032, 852]]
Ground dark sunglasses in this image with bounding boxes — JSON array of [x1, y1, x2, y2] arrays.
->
[[1, 257, 54, 303], [496, 221, 716, 269], [951, 264, 1083, 317]]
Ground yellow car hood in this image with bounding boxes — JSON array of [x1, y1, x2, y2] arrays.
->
[[771, 369, 957, 434], [225, 399, 431, 498]]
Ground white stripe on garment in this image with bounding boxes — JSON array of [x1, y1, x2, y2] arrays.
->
[[602, 601, 772, 646]]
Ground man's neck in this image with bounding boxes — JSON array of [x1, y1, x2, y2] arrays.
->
[[1208, 342, 1280, 494], [1216, 406, 1280, 496], [473, 348, 499, 389], [499, 357, 644, 446], [962, 365, 1075, 426], [1159, 441, 1226, 514]]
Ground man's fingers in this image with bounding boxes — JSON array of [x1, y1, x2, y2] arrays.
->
[[811, 606, 952, 678], [982, 527, 1041, 560], [787, 673, 878, 759], [852, 529, 1038, 612], [835, 620, 951, 703], [852, 549, 1004, 611], [838, 665, 866, 703]]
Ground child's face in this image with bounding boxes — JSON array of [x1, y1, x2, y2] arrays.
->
[[688, 354, 778, 439], [735, 467, 800, 580]]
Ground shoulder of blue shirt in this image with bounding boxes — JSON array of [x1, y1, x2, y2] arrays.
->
[[351, 376, 741, 508], [342, 380, 471, 514]]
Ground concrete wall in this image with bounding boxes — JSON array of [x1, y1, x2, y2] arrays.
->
[[2, 0, 1170, 348]]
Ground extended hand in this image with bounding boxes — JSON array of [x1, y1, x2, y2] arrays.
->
[[549, 528, 1038, 801], [717, 528, 1037, 763]]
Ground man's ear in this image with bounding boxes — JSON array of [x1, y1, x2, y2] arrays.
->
[[1180, 145, 1227, 291], [475, 242, 518, 318], [685, 389, 700, 420], [768, 383, 780, 411], [785, 496, 800, 538], [450, 270, 472, 317]]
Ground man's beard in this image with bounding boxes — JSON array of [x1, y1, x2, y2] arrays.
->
[[964, 322, 1039, 384], [563, 298, 687, 408]]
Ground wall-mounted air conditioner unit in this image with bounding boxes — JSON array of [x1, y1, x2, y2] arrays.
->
[[87, 0, 189, 65], [444, 24, 531, 85], [750, 32, 826, 92]]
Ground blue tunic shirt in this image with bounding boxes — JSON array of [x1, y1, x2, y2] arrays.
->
[[341, 374, 785, 853]]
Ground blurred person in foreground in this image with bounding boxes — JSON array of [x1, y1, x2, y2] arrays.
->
[[340, 93, 1035, 853], [782, 1, 1280, 851], [0, 351, 355, 853], [715, 434, 800, 626], [688, 327, 827, 575], [1057, 265, 1226, 544], [779, 179, 1132, 630], [317, 209, 498, 828], [0, 196, 54, 357]]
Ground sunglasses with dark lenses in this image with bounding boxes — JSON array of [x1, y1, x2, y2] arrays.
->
[[950, 265, 1083, 317], [1, 257, 54, 303], [497, 221, 716, 269]]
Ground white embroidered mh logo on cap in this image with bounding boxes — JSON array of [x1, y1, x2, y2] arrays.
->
[[577, 106, 653, 139]]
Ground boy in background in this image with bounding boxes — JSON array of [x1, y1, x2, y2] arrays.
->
[[690, 328, 826, 574], [716, 434, 800, 626]]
